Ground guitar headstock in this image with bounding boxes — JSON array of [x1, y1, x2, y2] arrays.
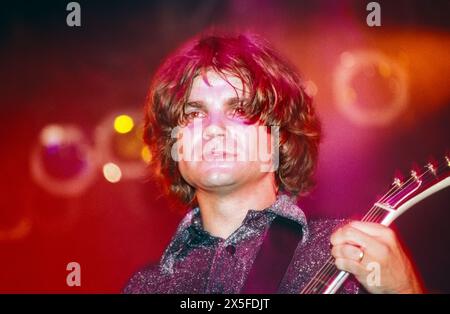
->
[[383, 155, 449, 209], [369, 154, 450, 226]]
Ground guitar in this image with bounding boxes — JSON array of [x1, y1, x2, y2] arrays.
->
[[300, 156, 450, 294]]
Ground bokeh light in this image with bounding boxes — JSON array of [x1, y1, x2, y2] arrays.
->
[[102, 162, 122, 183], [30, 124, 97, 197], [333, 50, 408, 127], [141, 146, 152, 164], [95, 110, 148, 180], [114, 114, 134, 134]]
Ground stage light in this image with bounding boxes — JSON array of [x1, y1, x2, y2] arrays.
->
[[141, 145, 152, 164], [30, 124, 97, 197], [114, 114, 134, 134], [102, 162, 122, 183], [333, 50, 408, 127], [40, 124, 65, 146], [95, 110, 147, 180]]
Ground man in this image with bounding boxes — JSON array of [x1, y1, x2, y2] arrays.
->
[[124, 33, 423, 294]]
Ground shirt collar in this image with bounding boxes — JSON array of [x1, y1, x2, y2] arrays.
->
[[266, 193, 309, 239], [160, 193, 309, 274], [181, 193, 309, 243]]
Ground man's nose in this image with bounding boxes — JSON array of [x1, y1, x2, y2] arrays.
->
[[202, 113, 227, 140]]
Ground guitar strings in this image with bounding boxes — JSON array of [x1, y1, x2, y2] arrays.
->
[[302, 174, 421, 293], [301, 184, 403, 293], [303, 163, 446, 293], [301, 162, 446, 294]]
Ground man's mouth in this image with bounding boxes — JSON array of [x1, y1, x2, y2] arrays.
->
[[203, 150, 238, 160]]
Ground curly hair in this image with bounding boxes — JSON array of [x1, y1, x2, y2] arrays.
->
[[143, 32, 321, 207]]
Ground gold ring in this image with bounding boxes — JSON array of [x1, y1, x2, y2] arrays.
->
[[358, 248, 365, 262]]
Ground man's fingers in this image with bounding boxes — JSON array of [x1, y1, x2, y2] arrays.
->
[[331, 244, 364, 262], [349, 221, 397, 242], [330, 224, 380, 249]]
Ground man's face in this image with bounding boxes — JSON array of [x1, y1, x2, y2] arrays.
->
[[175, 71, 276, 195]]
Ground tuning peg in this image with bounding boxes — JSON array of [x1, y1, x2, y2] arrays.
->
[[393, 169, 404, 187], [425, 156, 438, 176], [426, 162, 437, 176], [410, 163, 421, 182]]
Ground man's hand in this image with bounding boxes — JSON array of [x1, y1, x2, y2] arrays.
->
[[330, 221, 423, 293]]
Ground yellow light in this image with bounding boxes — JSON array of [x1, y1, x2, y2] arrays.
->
[[114, 115, 134, 134], [141, 146, 152, 164], [102, 162, 122, 183]]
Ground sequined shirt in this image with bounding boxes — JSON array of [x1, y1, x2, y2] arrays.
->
[[123, 194, 362, 294]]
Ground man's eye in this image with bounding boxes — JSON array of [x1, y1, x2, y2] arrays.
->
[[230, 107, 248, 118], [185, 111, 205, 119]]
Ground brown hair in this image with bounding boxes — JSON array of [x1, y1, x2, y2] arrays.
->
[[143, 32, 321, 207]]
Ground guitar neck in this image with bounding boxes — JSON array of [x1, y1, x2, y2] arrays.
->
[[300, 157, 450, 294]]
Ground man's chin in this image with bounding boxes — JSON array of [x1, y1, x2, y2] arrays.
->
[[196, 170, 241, 189]]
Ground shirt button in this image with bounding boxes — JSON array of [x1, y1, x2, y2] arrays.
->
[[226, 244, 236, 255]]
